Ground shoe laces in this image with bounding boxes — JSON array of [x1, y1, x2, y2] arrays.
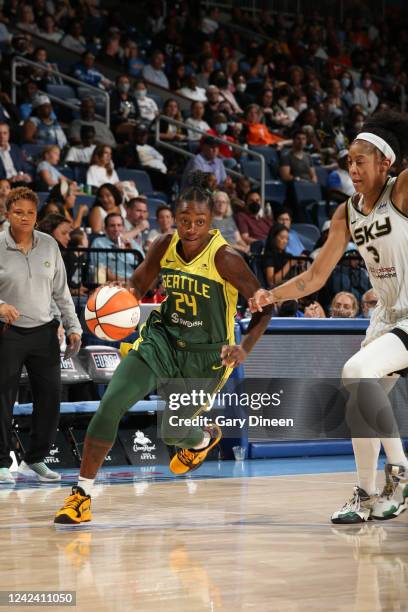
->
[[177, 448, 196, 468], [63, 491, 86, 511], [341, 487, 366, 513]]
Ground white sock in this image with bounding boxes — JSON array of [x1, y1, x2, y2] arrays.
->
[[192, 431, 211, 450], [352, 438, 381, 495], [78, 476, 94, 496], [381, 438, 408, 468]]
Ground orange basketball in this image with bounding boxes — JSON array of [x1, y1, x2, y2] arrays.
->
[[85, 286, 140, 341]]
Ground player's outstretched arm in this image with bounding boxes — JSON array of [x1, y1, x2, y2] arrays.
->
[[215, 246, 274, 367], [130, 234, 172, 300], [250, 203, 351, 311]]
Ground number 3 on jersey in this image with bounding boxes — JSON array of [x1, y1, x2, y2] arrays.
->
[[173, 292, 198, 316]]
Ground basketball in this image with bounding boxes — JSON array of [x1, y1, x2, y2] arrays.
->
[[85, 286, 140, 341]]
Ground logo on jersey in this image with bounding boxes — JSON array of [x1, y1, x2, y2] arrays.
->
[[171, 312, 203, 327], [377, 202, 388, 212], [353, 216, 391, 246]]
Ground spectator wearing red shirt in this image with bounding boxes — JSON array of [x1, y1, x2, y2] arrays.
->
[[234, 190, 272, 246]]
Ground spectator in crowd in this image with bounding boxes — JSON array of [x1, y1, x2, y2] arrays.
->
[[133, 80, 159, 124], [98, 33, 123, 69], [47, 183, 89, 230], [65, 125, 96, 164], [90, 213, 143, 284], [133, 123, 168, 176], [330, 291, 359, 318], [64, 227, 90, 297], [276, 300, 304, 317], [122, 196, 150, 255], [280, 130, 317, 183], [182, 136, 227, 188], [196, 56, 215, 89], [303, 301, 326, 318], [211, 191, 249, 254], [68, 97, 116, 148], [242, 104, 290, 147], [61, 21, 87, 54], [207, 112, 238, 168], [37, 200, 65, 223], [213, 69, 243, 115], [360, 289, 379, 319], [17, 4, 39, 34], [352, 71, 378, 115], [110, 74, 140, 141], [37, 212, 72, 250], [88, 183, 122, 234], [235, 190, 273, 245], [36, 145, 70, 190], [0, 187, 81, 484], [185, 101, 210, 142], [142, 50, 169, 89], [86, 145, 119, 189], [145, 205, 175, 250], [159, 99, 186, 143], [329, 242, 370, 302], [327, 149, 355, 201], [73, 51, 111, 89], [39, 15, 63, 43], [285, 94, 308, 125], [263, 223, 302, 287], [0, 123, 31, 183], [275, 208, 306, 256], [23, 95, 67, 148], [18, 80, 45, 122], [123, 40, 145, 78], [177, 74, 207, 102], [233, 73, 252, 110], [0, 179, 10, 232]]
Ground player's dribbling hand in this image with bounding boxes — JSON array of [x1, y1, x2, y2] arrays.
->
[[248, 289, 274, 313], [221, 345, 247, 368], [0, 303, 20, 324]]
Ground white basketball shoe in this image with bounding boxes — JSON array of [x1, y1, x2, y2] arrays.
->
[[331, 486, 378, 524], [371, 464, 408, 520], [17, 461, 61, 482], [0, 468, 15, 483]]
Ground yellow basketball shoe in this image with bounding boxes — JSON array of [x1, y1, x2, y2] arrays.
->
[[54, 486, 92, 525], [169, 425, 222, 475]]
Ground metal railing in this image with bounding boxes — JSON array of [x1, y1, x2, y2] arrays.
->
[[11, 56, 111, 127], [156, 115, 267, 205]]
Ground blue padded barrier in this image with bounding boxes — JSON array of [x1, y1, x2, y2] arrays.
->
[[13, 400, 165, 416], [250, 440, 354, 459], [239, 317, 370, 334]]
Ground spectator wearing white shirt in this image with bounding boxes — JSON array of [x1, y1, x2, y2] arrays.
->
[[185, 101, 210, 141], [39, 15, 62, 43], [142, 51, 169, 89], [36, 145, 70, 190], [327, 149, 355, 202], [61, 21, 87, 54], [177, 74, 207, 102], [133, 80, 159, 123], [134, 125, 167, 174], [86, 145, 119, 189], [352, 72, 379, 115], [65, 126, 96, 165]]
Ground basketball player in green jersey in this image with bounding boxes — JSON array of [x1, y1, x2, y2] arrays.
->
[[55, 183, 273, 525]]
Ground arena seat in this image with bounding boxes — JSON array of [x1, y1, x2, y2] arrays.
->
[[292, 223, 321, 248]]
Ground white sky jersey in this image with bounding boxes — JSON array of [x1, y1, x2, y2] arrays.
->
[[347, 176, 408, 316]]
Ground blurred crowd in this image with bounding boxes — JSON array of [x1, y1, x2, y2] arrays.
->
[[0, 0, 404, 320]]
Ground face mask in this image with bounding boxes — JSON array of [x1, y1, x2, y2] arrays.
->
[[215, 123, 227, 134], [362, 79, 371, 89], [118, 83, 130, 93], [135, 89, 147, 98], [341, 77, 351, 88], [366, 307, 376, 318], [236, 83, 246, 93], [298, 102, 307, 112], [248, 202, 260, 214], [354, 121, 364, 130]]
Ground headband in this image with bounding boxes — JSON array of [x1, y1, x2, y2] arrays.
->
[[356, 132, 396, 165]]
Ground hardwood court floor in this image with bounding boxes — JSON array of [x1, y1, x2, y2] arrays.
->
[[0, 466, 407, 612]]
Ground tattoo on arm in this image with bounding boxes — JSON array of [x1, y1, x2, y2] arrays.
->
[[295, 279, 306, 292]]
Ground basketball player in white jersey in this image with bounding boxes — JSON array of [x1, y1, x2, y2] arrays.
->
[[250, 111, 408, 523]]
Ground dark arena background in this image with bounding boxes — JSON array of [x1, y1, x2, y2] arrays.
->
[[0, 1, 407, 610]]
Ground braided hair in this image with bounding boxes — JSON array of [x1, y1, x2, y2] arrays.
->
[[176, 170, 215, 212]]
